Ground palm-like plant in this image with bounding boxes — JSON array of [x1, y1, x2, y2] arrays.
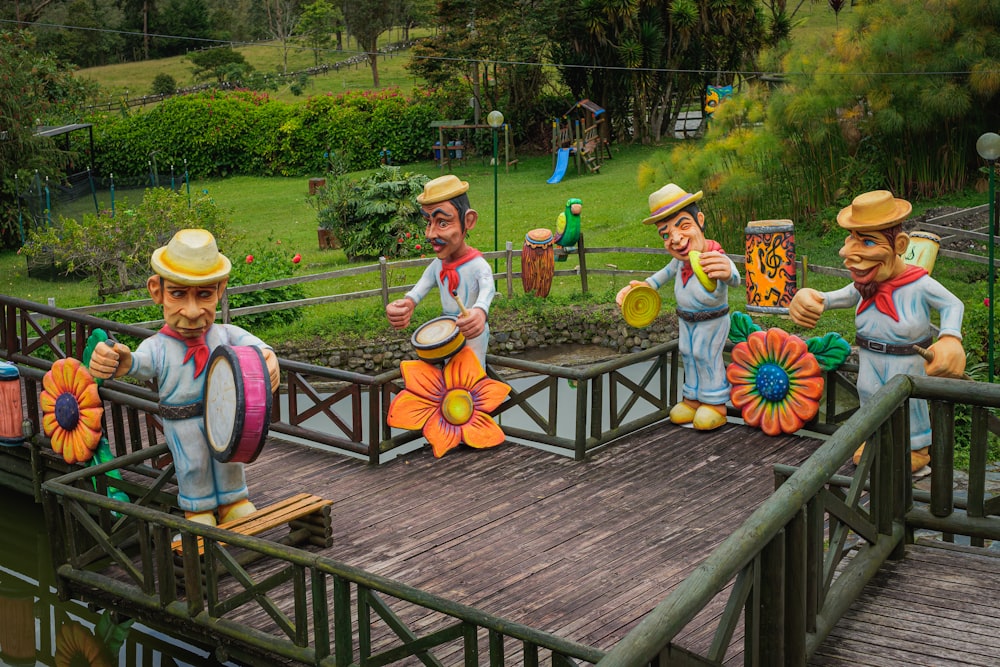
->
[[313, 166, 429, 261]]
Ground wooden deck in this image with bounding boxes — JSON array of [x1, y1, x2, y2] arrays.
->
[[810, 541, 1000, 666], [236, 420, 826, 659]]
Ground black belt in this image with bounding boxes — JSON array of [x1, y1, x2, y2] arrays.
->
[[676, 306, 729, 323], [159, 402, 204, 420], [855, 334, 932, 356]]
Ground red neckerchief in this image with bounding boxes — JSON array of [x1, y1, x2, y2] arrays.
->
[[159, 325, 210, 378], [680, 240, 723, 286], [857, 264, 927, 322], [439, 247, 483, 293]]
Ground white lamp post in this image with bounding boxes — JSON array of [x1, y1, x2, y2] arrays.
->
[[976, 131, 1000, 382], [487, 110, 504, 275]]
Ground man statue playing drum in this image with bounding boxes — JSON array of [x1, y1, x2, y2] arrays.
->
[[88, 229, 280, 527], [386, 175, 496, 366]]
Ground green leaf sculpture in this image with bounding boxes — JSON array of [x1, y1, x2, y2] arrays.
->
[[806, 331, 852, 372], [728, 311, 762, 344]]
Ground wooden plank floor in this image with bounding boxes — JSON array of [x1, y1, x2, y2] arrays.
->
[[809, 541, 1000, 666], [233, 420, 825, 659]]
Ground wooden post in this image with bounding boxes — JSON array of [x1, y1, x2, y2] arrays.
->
[[505, 241, 514, 298], [577, 233, 589, 294], [379, 257, 389, 308]]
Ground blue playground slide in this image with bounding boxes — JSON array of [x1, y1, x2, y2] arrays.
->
[[547, 147, 570, 184]]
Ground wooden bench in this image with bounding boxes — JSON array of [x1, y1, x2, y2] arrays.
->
[[171, 492, 332, 555]]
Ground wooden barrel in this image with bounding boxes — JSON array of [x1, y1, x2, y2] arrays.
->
[[0, 362, 24, 446], [521, 228, 555, 297], [0, 577, 35, 665], [903, 230, 940, 274], [744, 220, 797, 315]]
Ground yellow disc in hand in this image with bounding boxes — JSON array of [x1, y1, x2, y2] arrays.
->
[[621, 283, 661, 328]]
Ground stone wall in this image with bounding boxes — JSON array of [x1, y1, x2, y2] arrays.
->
[[275, 304, 680, 372]]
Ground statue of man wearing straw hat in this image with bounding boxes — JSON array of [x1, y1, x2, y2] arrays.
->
[[790, 190, 966, 473], [88, 229, 280, 527], [386, 175, 495, 366], [617, 184, 741, 431]]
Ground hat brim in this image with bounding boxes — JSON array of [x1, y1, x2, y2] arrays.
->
[[417, 180, 470, 205], [642, 190, 703, 225], [836, 198, 912, 230], [151, 247, 232, 286]]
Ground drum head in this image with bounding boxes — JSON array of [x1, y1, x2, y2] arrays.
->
[[411, 316, 465, 362], [204, 345, 272, 464]]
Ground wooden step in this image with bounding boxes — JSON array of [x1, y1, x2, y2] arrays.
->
[[171, 492, 332, 555]]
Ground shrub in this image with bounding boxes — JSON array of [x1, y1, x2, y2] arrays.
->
[[21, 188, 234, 299], [151, 74, 177, 96], [312, 165, 429, 261], [227, 240, 306, 330]]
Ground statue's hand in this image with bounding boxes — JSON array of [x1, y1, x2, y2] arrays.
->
[[616, 280, 647, 307], [262, 348, 280, 392], [89, 341, 132, 379], [925, 335, 966, 378], [386, 298, 415, 329], [789, 288, 825, 329]]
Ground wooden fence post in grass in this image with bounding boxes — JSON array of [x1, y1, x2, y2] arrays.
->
[[379, 257, 389, 307], [220, 290, 230, 324], [506, 241, 514, 298], [577, 233, 589, 294]]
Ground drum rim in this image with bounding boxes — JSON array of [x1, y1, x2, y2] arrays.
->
[[204, 345, 272, 464]]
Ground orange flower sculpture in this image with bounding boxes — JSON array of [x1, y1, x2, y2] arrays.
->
[[388, 347, 510, 458], [727, 328, 824, 436], [41, 357, 104, 464], [55, 621, 114, 667]]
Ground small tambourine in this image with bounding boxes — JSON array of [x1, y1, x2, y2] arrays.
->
[[411, 316, 466, 364], [620, 283, 661, 328], [203, 345, 272, 464]]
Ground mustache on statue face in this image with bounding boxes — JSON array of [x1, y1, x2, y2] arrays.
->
[[430, 238, 447, 247]]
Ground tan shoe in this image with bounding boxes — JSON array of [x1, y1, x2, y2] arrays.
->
[[218, 499, 257, 524], [669, 400, 698, 425], [910, 447, 931, 473], [185, 510, 217, 527], [693, 404, 727, 431]]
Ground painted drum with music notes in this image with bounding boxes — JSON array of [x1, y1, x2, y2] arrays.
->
[[744, 219, 797, 315], [203, 345, 272, 464]]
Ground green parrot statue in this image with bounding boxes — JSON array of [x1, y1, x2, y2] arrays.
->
[[554, 198, 582, 262]]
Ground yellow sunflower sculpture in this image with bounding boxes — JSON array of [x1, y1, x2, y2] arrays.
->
[[40, 357, 104, 464]]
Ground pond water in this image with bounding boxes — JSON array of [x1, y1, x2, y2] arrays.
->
[[0, 484, 234, 666]]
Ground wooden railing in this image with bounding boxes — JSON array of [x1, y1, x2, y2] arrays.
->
[[597, 374, 1000, 665], [40, 443, 605, 666]]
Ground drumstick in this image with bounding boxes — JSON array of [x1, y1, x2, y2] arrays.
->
[[913, 344, 973, 380], [451, 289, 470, 317]]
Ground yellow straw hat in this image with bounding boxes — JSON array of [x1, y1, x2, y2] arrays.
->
[[836, 190, 912, 231], [642, 184, 703, 225], [417, 175, 469, 205], [150, 229, 231, 286]]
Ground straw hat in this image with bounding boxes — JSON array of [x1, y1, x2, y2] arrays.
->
[[150, 229, 231, 286], [417, 175, 469, 205], [836, 190, 912, 231], [642, 184, 703, 225]]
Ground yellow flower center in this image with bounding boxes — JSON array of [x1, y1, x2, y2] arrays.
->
[[441, 389, 474, 425]]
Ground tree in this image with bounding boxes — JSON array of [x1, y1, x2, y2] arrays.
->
[[344, 0, 397, 88], [298, 0, 343, 66], [0, 29, 95, 249], [159, 0, 213, 57], [263, 0, 301, 73], [550, 0, 767, 144], [188, 46, 250, 81]]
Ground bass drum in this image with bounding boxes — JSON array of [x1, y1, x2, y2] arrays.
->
[[203, 345, 272, 464]]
